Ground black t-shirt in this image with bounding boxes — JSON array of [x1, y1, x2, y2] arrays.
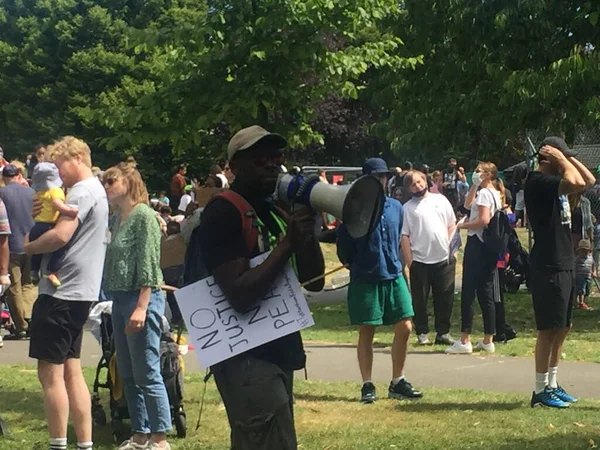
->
[[572, 207, 583, 238], [194, 196, 306, 371], [524, 171, 574, 270], [512, 162, 528, 191]]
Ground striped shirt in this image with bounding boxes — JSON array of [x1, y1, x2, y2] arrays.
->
[[0, 198, 10, 235]]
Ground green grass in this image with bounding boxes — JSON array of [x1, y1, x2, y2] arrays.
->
[[317, 229, 600, 363], [1, 365, 600, 450], [302, 292, 600, 363]]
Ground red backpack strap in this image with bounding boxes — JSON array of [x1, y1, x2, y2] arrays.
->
[[211, 190, 259, 254]]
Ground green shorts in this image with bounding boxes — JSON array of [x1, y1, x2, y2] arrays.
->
[[347, 277, 414, 326]]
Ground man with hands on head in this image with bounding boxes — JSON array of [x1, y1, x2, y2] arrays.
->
[[193, 125, 325, 450], [526, 136, 595, 408]]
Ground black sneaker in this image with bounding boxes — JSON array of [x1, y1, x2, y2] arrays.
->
[[361, 382, 376, 404], [388, 379, 423, 400], [3, 330, 28, 341]]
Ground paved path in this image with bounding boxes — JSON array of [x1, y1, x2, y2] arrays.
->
[[3, 331, 600, 399]]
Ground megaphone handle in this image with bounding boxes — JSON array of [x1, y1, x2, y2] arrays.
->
[[300, 264, 349, 288]]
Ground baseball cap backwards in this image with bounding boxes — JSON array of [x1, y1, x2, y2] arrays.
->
[[363, 158, 390, 176], [227, 125, 287, 161], [539, 136, 578, 157], [2, 164, 19, 178]]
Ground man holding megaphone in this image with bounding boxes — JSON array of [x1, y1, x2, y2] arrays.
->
[[195, 125, 325, 450], [337, 158, 424, 404]]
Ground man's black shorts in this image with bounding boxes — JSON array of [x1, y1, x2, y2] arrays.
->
[[29, 295, 93, 364], [530, 268, 574, 331]]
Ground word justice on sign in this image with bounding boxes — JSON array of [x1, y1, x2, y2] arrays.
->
[[175, 252, 314, 368]]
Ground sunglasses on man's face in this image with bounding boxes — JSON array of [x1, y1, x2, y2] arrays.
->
[[238, 149, 285, 167]]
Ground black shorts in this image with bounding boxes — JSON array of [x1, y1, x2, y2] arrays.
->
[[29, 295, 93, 364], [530, 268, 574, 331]]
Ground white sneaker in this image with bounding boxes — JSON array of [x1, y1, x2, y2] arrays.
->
[[445, 340, 473, 354], [118, 439, 149, 450], [417, 334, 431, 345], [474, 341, 495, 353]]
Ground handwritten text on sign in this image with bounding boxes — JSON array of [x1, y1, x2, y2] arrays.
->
[[174, 252, 314, 368]]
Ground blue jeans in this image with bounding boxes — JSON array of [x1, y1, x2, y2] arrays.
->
[[109, 289, 172, 434]]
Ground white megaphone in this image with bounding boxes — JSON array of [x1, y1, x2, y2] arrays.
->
[[275, 174, 385, 239]]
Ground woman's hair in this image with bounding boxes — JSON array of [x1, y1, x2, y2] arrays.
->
[[431, 170, 442, 182], [493, 178, 506, 206], [402, 170, 427, 190], [47, 136, 92, 168], [477, 161, 499, 181], [104, 162, 149, 206]]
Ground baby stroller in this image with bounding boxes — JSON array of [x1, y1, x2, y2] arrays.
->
[[504, 228, 531, 294], [90, 305, 187, 442]]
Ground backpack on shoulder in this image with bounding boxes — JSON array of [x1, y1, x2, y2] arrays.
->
[[182, 191, 259, 286], [483, 193, 511, 255]]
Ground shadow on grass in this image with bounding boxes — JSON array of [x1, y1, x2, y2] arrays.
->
[[496, 432, 598, 450], [1, 389, 116, 446], [295, 392, 356, 403], [395, 400, 524, 413]]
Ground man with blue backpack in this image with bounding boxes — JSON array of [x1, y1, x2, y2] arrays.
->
[[192, 125, 325, 449]]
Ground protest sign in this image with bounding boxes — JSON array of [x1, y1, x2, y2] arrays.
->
[[174, 252, 314, 368]]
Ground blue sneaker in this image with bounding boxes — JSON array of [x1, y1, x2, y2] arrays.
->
[[530, 387, 570, 408], [553, 385, 578, 403], [361, 382, 376, 404]]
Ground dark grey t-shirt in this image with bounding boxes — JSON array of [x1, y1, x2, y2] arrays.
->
[[0, 183, 35, 254]]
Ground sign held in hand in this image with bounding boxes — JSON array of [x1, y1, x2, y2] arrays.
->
[[174, 252, 314, 368]]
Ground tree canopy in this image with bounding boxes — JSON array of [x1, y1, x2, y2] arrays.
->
[[0, 0, 598, 182]]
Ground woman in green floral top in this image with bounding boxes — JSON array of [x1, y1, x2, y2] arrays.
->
[[102, 162, 172, 450]]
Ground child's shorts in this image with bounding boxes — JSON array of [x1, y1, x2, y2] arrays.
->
[[575, 275, 591, 296]]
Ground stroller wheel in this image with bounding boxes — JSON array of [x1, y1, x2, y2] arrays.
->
[[92, 405, 107, 427], [174, 409, 187, 438]]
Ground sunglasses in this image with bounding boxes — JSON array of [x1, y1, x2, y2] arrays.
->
[[237, 149, 285, 167], [104, 177, 118, 186]]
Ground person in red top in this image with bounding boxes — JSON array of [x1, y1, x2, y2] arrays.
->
[[169, 164, 187, 208]]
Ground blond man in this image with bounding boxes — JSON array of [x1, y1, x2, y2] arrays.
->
[[25, 136, 109, 450]]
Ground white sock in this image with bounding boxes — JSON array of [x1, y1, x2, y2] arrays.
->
[[548, 366, 558, 389], [77, 441, 93, 450], [535, 372, 549, 394], [363, 380, 372, 385], [392, 376, 406, 385], [49, 437, 67, 450]]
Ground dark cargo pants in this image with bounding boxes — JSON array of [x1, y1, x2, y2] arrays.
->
[[213, 354, 297, 450]]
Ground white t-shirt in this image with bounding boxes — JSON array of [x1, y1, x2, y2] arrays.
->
[[216, 173, 229, 189], [468, 187, 501, 242], [515, 190, 525, 211], [178, 194, 192, 213], [401, 193, 456, 264]]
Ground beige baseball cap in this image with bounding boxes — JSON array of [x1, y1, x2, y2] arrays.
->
[[227, 125, 287, 161]]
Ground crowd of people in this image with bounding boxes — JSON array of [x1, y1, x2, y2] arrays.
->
[[0, 129, 596, 450]]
